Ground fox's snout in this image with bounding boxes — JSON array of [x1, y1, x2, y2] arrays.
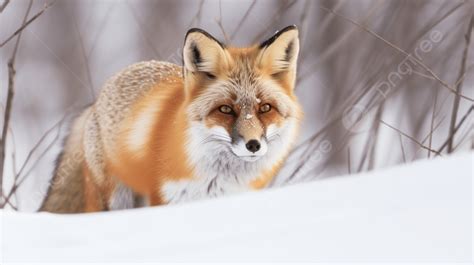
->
[[234, 112, 264, 144], [230, 115, 269, 160], [231, 110, 268, 156], [245, 139, 261, 153]]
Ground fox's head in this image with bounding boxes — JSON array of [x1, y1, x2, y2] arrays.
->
[[183, 26, 302, 176]]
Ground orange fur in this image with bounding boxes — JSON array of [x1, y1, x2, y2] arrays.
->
[[109, 77, 193, 202], [250, 160, 284, 189], [83, 163, 104, 212]]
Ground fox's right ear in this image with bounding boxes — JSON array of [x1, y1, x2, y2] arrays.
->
[[257, 25, 299, 74], [183, 28, 230, 78]]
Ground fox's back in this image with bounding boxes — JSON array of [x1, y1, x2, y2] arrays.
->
[[94, 61, 182, 152]]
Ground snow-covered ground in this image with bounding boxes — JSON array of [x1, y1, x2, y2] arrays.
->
[[1, 152, 472, 263]]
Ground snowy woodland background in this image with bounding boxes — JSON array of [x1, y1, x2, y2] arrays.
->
[[0, 0, 473, 211]]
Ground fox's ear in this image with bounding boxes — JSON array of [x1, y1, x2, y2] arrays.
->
[[257, 25, 299, 75], [183, 28, 229, 77]]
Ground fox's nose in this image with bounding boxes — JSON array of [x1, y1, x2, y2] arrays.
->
[[245, 139, 261, 153]]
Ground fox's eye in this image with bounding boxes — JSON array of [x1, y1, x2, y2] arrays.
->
[[219, 105, 234, 114], [259, 103, 272, 113], [204, 72, 216, 80]]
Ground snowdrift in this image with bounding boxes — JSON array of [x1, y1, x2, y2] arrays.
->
[[1, 153, 472, 263]]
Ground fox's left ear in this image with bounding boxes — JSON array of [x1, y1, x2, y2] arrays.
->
[[257, 25, 299, 77], [183, 28, 230, 78]]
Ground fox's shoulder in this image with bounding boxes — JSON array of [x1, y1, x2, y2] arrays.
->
[[102, 60, 182, 96], [114, 60, 182, 86], [92, 61, 183, 147], [95, 60, 182, 116]]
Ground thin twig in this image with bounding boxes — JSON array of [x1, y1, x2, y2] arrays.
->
[[356, 99, 383, 172], [230, 0, 256, 41], [125, 0, 163, 59], [410, 115, 447, 161], [0, 0, 10, 13], [399, 134, 406, 163], [317, 4, 474, 102], [447, 14, 473, 152], [437, 105, 474, 154], [298, 1, 383, 83], [368, 104, 384, 170], [453, 64, 474, 88], [1, 194, 17, 210], [297, 0, 312, 52], [380, 120, 441, 155], [428, 87, 439, 158], [0, 0, 33, 204], [357, 134, 371, 173], [452, 124, 473, 150], [16, 114, 67, 182], [215, 0, 230, 44], [347, 147, 351, 174], [0, 1, 56, 48], [10, 127, 18, 209], [72, 10, 95, 99], [1, 114, 67, 209], [252, 0, 298, 43], [87, 2, 115, 59], [187, 0, 205, 28]]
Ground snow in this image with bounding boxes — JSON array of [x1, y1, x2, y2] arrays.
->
[[1, 152, 472, 263]]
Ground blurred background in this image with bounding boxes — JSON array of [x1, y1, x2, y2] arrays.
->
[[0, 0, 472, 211]]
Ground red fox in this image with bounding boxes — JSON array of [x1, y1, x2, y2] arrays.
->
[[40, 25, 302, 213]]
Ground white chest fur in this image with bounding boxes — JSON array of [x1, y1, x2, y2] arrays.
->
[[159, 119, 298, 204], [161, 172, 252, 204]]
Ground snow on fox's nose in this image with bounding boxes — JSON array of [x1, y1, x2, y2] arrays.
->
[[235, 111, 264, 143]]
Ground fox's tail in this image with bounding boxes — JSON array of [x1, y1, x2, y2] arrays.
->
[[39, 108, 91, 213]]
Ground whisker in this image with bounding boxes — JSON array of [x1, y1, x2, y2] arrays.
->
[[268, 133, 282, 143], [267, 132, 279, 139], [211, 134, 232, 142], [198, 135, 215, 145]]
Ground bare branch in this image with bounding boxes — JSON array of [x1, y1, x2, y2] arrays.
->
[[380, 120, 441, 156], [251, 0, 298, 43], [447, 14, 473, 152], [0, 0, 10, 13], [347, 147, 351, 174], [1, 194, 17, 210], [125, 0, 163, 59], [0, 0, 33, 205], [297, 0, 312, 50], [368, 104, 384, 170], [72, 10, 95, 99], [317, 4, 474, 102], [452, 124, 473, 150], [428, 87, 439, 158], [0, 1, 57, 48], [409, 115, 447, 162], [437, 105, 474, 154], [230, 0, 256, 41], [399, 134, 406, 163], [17, 115, 67, 182], [187, 0, 205, 28], [1, 114, 67, 209], [215, 0, 230, 44]]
